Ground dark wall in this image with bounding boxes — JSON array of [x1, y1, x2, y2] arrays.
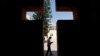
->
[[57, 20, 81, 56], [2, 20, 43, 56], [56, 1, 94, 54], [17, 21, 43, 56], [1, 0, 43, 56]]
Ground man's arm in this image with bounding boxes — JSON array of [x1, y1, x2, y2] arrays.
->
[[50, 42, 53, 44]]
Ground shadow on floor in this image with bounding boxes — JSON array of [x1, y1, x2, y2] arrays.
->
[[44, 51, 57, 56]]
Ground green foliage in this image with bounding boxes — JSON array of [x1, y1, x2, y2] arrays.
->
[[32, 12, 43, 20], [32, 0, 52, 36]]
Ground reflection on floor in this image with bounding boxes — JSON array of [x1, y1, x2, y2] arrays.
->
[[44, 51, 57, 56]]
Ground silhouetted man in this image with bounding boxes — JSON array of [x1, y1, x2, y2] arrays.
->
[[46, 36, 53, 56]]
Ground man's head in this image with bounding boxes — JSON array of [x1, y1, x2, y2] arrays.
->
[[49, 37, 52, 39]]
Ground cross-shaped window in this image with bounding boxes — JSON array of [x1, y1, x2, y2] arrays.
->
[[21, 0, 78, 56]]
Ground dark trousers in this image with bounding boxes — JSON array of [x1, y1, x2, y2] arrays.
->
[[46, 45, 53, 56]]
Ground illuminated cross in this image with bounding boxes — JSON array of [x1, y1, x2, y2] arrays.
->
[[26, 0, 74, 23], [23, 0, 78, 56]]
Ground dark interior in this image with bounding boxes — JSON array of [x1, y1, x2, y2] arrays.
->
[[1, 0, 95, 56]]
